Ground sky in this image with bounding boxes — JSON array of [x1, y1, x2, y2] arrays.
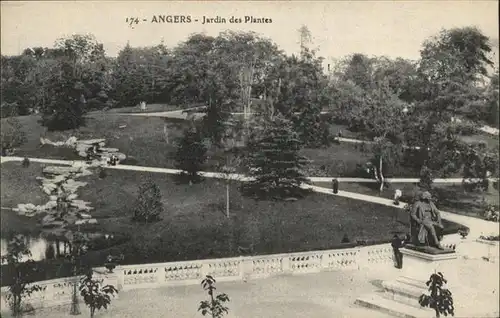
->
[[1, 1, 499, 64]]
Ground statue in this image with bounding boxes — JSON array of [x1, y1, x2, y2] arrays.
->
[[409, 191, 444, 250]]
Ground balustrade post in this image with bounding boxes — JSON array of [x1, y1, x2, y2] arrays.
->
[[356, 247, 368, 270], [115, 266, 124, 291], [240, 256, 253, 281], [156, 267, 164, 286], [320, 251, 328, 270], [201, 262, 211, 278], [282, 255, 291, 274]]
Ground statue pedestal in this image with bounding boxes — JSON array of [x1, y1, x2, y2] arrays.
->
[[355, 247, 459, 317], [400, 245, 458, 282]]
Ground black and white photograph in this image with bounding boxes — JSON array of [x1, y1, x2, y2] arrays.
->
[[0, 1, 499, 317]]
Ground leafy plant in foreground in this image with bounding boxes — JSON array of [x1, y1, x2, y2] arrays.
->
[[418, 272, 454, 318], [79, 271, 118, 318], [198, 275, 230, 318], [1, 234, 45, 317]]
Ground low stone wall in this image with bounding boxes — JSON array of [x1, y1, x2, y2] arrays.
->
[[0, 270, 118, 313], [0, 236, 462, 313]]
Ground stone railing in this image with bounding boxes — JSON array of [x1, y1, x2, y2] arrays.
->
[[117, 244, 398, 291], [1, 236, 463, 312], [0, 270, 117, 313]]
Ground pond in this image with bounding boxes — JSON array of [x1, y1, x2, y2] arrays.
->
[[0, 232, 126, 265], [1, 235, 52, 262]]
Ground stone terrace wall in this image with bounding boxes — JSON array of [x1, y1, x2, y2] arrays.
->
[[0, 236, 463, 313]]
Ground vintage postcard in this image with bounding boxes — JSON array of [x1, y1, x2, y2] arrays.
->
[[1, 1, 499, 317]]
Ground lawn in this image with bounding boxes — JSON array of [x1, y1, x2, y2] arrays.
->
[[4, 113, 189, 168], [3, 112, 495, 178], [0, 161, 466, 284], [1, 162, 465, 262], [1, 113, 374, 176], [313, 181, 500, 219]]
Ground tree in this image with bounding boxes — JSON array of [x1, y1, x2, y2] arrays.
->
[[132, 179, 163, 223], [0, 116, 27, 155], [175, 126, 208, 183], [418, 272, 455, 318], [298, 25, 313, 54], [215, 150, 243, 218], [414, 27, 494, 129], [198, 275, 230, 318], [112, 43, 170, 106], [370, 137, 403, 193], [402, 27, 495, 180], [484, 69, 499, 127], [66, 231, 90, 315], [79, 271, 118, 318], [242, 115, 311, 200], [42, 62, 87, 131], [420, 27, 494, 84], [41, 34, 110, 130], [1, 235, 45, 317], [349, 80, 407, 191], [340, 53, 376, 91], [271, 51, 330, 147], [462, 142, 499, 192]]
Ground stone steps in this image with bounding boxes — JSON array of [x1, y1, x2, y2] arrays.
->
[[355, 276, 433, 317], [381, 280, 425, 308], [355, 293, 431, 318]]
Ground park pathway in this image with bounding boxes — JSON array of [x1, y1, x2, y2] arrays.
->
[[119, 108, 499, 136], [0, 156, 497, 184], [1, 155, 498, 237]]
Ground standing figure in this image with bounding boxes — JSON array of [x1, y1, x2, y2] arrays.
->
[[332, 178, 339, 194], [393, 189, 402, 205], [391, 234, 404, 269], [409, 191, 444, 249]]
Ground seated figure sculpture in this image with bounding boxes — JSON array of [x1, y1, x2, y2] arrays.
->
[[409, 191, 444, 250]]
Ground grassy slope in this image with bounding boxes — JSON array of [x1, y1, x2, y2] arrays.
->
[[2, 162, 429, 262], [1, 162, 466, 284], [2, 113, 412, 177], [3, 111, 497, 178]]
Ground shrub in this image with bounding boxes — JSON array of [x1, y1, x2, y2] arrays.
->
[[341, 234, 350, 243], [132, 179, 163, 223], [479, 204, 500, 222], [0, 116, 26, 155], [451, 120, 478, 136], [86, 98, 106, 111], [418, 165, 434, 190], [175, 126, 207, 183], [479, 235, 500, 241]]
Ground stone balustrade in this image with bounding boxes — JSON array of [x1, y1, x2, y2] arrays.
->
[[1, 236, 465, 312], [0, 270, 117, 313]]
